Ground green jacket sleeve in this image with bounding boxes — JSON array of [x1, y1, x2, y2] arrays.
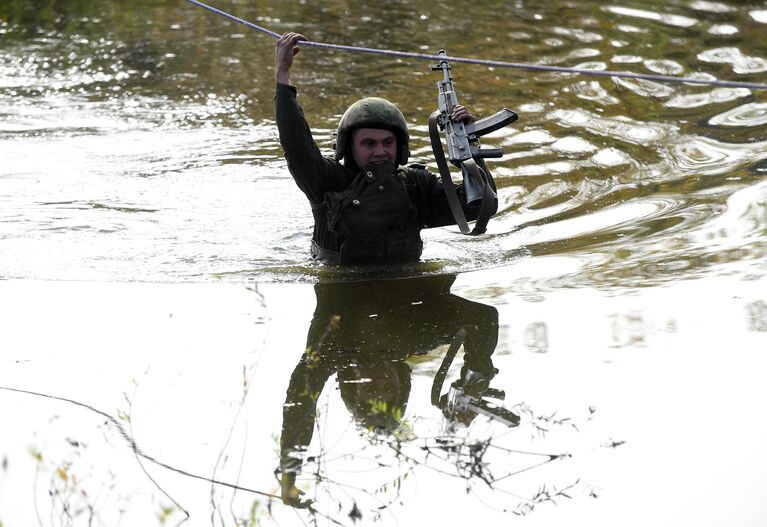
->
[[275, 83, 349, 204]]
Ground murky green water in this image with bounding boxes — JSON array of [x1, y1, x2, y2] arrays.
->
[[1, 1, 766, 526], [2, 0, 765, 282]]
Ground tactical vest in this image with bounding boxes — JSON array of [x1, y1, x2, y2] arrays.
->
[[311, 164, 424, 264]]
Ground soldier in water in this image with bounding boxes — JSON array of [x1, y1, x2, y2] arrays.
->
[[275, 32, 497, 264]]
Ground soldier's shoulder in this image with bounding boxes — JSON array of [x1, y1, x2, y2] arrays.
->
[[404, 163, 433, 177]]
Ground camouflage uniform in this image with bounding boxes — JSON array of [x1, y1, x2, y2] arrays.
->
[[275, 83, 496, 264]]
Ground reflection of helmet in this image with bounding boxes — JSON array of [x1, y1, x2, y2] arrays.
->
[[334, 98, 410, 166], [338, 360, 411, 434]]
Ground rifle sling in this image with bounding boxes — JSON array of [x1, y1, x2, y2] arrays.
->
[[428, 111, 493, 236], [430, 326, 467, 406], [428, 111, 470, 234]]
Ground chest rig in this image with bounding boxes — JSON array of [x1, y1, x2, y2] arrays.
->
[[313, 163, 423, 264]]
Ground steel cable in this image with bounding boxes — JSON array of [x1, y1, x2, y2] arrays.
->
[[185, 0, 767, 91]]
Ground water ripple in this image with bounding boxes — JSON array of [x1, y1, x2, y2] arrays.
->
[[697, 47, 767, 74], [551, 108, 674, 146], [550, 26, 604, 43], [708, 24, 739, 36], [665, 135, 767, 176], [708, 103, 767, 127], [604, 6, 698, 28], [570, 80, 620, 105], [613, 77, 676, 98], [644, 59, 685, 76], [690, 1, 735, 14], [664, 87, 751, 108]]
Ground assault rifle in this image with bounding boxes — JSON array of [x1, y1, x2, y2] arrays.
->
[[431, 328, 520, 430], [429, 50, 518, 235], [436, 373, 521, 430]]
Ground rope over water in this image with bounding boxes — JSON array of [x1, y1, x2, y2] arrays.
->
[[185, 0, 767, 91]]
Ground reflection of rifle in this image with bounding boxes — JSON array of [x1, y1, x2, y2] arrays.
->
[[431, 328, 520, 429], [441, 375, 521, 429], [429, 49, 518, 235]]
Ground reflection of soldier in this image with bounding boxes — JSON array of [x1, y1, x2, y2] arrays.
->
[[278, 274, 499, 507]]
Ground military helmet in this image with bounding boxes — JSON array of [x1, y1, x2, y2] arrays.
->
[[334, 97, 410, 166]]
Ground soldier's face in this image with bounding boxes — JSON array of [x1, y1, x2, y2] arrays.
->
[[351, 128, 397, 167]]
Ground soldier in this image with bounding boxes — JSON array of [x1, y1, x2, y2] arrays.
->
[[275, 32, 497, 264]]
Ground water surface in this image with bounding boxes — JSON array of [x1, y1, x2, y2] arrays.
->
[[1, 1, 766, 526]]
